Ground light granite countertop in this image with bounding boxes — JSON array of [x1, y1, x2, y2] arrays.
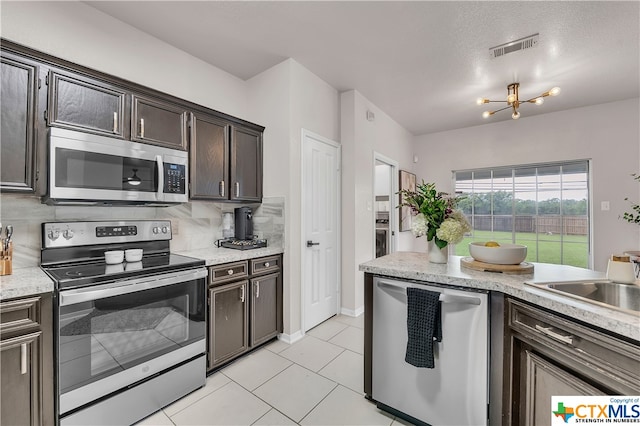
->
[[175, 246, 284, 267], [0, 267, 54, 301], [360, 252, 640, 342]]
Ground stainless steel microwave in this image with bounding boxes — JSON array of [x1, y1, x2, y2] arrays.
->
[[46, 128, 188, 206]]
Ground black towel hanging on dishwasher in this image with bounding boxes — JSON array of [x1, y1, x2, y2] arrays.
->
[[404, 287, 442, 368]]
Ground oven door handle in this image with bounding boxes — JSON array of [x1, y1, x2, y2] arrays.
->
[[59, 268, 208, 306]]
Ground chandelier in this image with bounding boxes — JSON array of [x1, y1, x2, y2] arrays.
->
[[477, 83, 561, 120]]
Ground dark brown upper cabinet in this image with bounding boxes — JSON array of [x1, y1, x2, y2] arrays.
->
[[189, 112, 229, 200], [47, 71, 126, 139], [131, 95, 188, 150], [1, 52, 39, 192], [230, 125, 263, 202], [190, 115, 263, 203]]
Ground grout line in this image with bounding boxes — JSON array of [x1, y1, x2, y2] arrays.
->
[[297, 383, 343, 425], [250, 407, 300, 426], [165, 379, 234, 419]]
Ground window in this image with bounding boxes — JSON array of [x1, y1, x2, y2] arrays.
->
[[454, 161, 590, 268]]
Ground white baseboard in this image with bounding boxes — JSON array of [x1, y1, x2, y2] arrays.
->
[[278, 330, 304, 344], [340, 305, 364, 317]]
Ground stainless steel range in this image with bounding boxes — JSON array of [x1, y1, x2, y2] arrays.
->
[[40, 220, 207, 426]]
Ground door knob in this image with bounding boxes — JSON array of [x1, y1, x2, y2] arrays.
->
[[307, 240, 320, 247]]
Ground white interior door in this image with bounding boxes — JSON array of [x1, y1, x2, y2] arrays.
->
[[302, 130, 340, 332]]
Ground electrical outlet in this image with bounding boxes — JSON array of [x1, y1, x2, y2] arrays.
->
[[601, 201, 610, 211]]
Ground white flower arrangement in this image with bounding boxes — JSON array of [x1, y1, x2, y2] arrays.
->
[[400, 181, 471, 249]]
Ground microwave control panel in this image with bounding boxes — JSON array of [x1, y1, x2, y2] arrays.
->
[[164, 164, 186, 194]]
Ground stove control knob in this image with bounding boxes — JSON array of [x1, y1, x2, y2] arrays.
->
[[161, 226, 169, 234], [153, 227, 159, 234], [63, 229, 74, 240], [227, 269, 234, 275], [47, 230, 60, 241]]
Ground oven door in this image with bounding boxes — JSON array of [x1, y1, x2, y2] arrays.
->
[[48, 128, 187, 205], [57, 268, 207, 416]]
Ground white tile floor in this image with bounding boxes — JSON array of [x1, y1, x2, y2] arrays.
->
[[136, 314, 411, 426]]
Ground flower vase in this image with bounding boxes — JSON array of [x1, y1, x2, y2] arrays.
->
[[427, 239, 448, 264]]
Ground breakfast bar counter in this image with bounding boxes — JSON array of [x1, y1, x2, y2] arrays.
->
[[360, 252, 640, 341]]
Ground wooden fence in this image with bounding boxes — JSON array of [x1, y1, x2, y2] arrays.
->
[[470, 215, 588, 235]]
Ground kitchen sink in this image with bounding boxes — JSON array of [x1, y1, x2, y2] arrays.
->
[[527, 280, 640, 314]]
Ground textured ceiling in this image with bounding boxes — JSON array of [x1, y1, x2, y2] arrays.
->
[[87, 1, 640, 136]]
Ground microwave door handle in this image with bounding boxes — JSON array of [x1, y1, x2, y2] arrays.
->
[[156, 155, 164, 201]]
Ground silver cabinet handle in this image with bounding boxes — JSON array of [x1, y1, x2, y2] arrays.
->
[[140, 118, 145, 138], [113, 112, 118, 133], [264, 262, 270, 268], [535, 325, 574, 345], [21, 343, 27, 375], [307, 240, 320, 247], [235, 182, 240, 197], [255, 282, 260, 298], [240, 285, 245, 303], [227, 269, 234, 275], [220, 180, 225, 197]]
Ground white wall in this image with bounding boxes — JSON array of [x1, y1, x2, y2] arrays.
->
[[0, 1, 248, 118], [375, 164, 391, 197], [340, 90, 415, 314], [247, 59, 340, 336], [413, 98, 640, 272]]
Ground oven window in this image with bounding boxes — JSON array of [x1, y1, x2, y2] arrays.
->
[[58, 279, 205, 394], [55, 147, 157, 192]]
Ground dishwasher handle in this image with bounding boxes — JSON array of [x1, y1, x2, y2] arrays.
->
[[376, 280, 482, 305]]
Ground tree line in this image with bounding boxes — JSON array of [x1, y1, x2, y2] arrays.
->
[[457, 191, 588, 216]]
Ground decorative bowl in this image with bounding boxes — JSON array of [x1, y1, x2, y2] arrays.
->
[[104, 250, 125, 264], [469, 242, 527, 265], [125, 249, 143, 263]]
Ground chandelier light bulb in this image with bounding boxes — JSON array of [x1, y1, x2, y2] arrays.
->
[[482, 111, 492, 119], [535, 97, 544, 105], [476, 98, 485, 105], [507, 94, 516, 103], [549, 87, 561, 96], [512, 111, 521, 120]]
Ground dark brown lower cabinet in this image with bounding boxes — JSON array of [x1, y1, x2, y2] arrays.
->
[[0, 295, 54, 426], [209, 280, 249, 368], [250, 272, 281, 347], [505, 298, 640, 426], [207, 255, 282, 371]]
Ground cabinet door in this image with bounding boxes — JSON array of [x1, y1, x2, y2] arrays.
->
[[47, 72, 126, 138], [250, 272, 282, 347], [522, 350, 603, 426], [0, 331, 43, 426], [209, 281, 248, 369], [132, 95, 188, 150], [189, 112, 229, 200], [230, 126, 262, 202], [1, 53, 38, 192]]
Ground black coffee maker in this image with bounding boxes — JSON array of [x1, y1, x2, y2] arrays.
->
[[234, 207, 253, 240]]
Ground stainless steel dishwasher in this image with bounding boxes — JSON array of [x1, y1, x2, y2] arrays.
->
[[372, 277, 489, 426]]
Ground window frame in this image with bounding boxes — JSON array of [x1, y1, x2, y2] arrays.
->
[[452, 159, 592, 268]]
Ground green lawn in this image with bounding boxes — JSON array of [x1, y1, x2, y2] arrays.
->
[[454, 230, 589, 268]]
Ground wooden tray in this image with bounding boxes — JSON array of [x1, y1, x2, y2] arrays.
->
[[460, 257, 533, 274]]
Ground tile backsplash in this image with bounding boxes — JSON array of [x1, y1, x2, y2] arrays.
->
[[0, 194, 285, 269]]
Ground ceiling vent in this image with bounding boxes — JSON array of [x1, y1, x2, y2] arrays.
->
[[489, 33, 539, 59]]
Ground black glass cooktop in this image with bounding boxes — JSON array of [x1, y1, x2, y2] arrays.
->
[[43, 253, 204, 289]]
